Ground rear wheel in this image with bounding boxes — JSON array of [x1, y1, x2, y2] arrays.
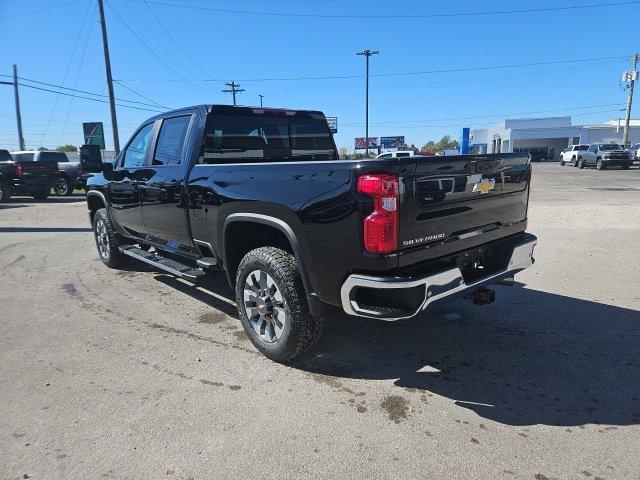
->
[[622, 162, 630, 170], [53, 176, 73, 196], [0, 182, 11, 202], [235, 247, 323, 362], [560, 159, 565, 166], [93, 209, 128, 268], [578, 157, 585, 169]]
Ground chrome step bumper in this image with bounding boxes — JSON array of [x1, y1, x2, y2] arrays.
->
[[340, 236, 537, 321]]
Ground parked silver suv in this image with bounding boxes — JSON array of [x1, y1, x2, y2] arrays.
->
[[577, 143, 631, 170]]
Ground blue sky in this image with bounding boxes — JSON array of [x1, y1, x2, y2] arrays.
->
[[0, 0, 638, 152]]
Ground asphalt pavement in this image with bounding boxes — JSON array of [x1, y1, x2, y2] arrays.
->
[[1, 163, 639, 479]]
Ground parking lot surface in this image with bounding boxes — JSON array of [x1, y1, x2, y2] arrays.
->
[[1, 163, 639, 479]]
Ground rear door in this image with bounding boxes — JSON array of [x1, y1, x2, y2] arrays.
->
[[398, 153, 530, 267]]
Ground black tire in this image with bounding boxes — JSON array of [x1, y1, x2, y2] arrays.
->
[[235, 247, 323, 362], [622, 162, 630, 170], [560, 160, 565, 166], [53, 175, 73, 196], [578, 157, 585, 169], [31, 188, 49, 199], [93, 209, 128, 268], [0, 182, 11, 202], [596, 158, 605, 170]]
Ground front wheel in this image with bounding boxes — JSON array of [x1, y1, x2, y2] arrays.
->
[[53, 176, 73, 196], [560, 160, 565, 166], [93, 209, 128, 268], [622, 162, 630, 170], [596, 158, 605, 170], [235, 247, 323, 362], [578, 157, 585, 169]]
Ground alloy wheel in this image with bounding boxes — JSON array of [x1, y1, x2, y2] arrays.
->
[[95, 218, 110, 260], [243, 269, 289, 343], [54, 178, 69, 196]]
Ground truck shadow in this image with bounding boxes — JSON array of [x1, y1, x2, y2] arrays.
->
[[149, 269, 639, 427], [295, 285, 640, 427]]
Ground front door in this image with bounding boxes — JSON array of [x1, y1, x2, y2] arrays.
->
[[109, 122, 155, 237], [139, 114, 194, 249]]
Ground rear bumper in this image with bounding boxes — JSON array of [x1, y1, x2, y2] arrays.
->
[[340, 234, 537, 320], [13, 175, 58, 191]]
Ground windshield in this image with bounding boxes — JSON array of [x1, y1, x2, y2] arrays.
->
[[202, 113, 336, 163], [599, 144, 621, 150]]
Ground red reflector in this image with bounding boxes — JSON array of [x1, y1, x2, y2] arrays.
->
[[357, 174, 398, 254], [14, 164, 23, 177]]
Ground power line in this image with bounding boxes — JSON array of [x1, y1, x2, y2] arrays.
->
[[127, 0, 640, 19], [113, 55, 629, 83], [17, 83, 163, 113], [113, 80, 169, 109], [0, 75, 167, 109], [104, 0, 215, 99], [0, 0, 81, 22], [60, 4, 97, 144], [340, 103, 627, 126], [40, 0, 93, 145], [142, 0, 214, 79]]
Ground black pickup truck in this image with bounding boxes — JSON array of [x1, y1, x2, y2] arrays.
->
[[85, 105, 537, 362], [0, 149, 60, 201]]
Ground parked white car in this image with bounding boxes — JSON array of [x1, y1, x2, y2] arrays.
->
[[559, 145, 589, 166], [375, 150, 415, 158], [627, 143, 640, 164]]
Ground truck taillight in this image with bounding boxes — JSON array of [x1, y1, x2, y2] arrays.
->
[[357, 174, 398, 254], [14, 164, 22, 177]]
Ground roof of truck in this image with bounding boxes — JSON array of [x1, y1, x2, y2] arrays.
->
[[152, 104, 326, 118]]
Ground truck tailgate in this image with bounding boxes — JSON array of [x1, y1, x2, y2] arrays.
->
[[398, 153, 530, 268]]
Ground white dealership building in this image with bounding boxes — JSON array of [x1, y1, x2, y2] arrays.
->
[[469, 117, 640, 161]]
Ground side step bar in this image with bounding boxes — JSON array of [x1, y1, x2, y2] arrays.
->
[[118, 245, 206, 282]]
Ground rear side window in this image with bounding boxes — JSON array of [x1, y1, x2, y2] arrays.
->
[[153, 115, 191, 166], [576, 145, 588, 151], [37, 151, 67, 163], [0, 150, 12, 161], [396, 152, 411, 157], [202, 113, 336, 163], [14, 153, 34, 162]]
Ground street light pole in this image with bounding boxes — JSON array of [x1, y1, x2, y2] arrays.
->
[[357, 49, 379, 157]]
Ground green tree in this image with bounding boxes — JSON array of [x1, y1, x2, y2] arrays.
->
[[56, 144, 77, 153], [421, 135, 459, 153]]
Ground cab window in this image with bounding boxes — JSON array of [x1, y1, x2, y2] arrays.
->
[[123, 123, 154, 168], [153, 115, 191, 166]]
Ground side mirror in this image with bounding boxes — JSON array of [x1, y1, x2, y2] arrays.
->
[[79, 144, 102, 172]]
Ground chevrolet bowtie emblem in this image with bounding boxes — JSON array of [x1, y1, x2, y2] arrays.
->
[[472, 178, 496, 194]]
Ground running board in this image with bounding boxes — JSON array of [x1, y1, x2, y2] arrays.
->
[[118, 245, 206, 282]]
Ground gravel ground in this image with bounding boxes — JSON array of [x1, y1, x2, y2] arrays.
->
[[1, 163, 639, 480]]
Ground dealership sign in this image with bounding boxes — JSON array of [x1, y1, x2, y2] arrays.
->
[[380, 136, 405, 149], [326, 117, 338, 133], [82, 122, 105, 149], [355, 137, 379, 149]]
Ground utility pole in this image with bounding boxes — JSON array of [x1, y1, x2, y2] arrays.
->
[[357, 49, 379, 157], [622, 53, 638, 147], [259, 94, 264, 107], [222, 81, 244, 106], [1, 65, 25, 150], [97, 0, 120, 154]]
